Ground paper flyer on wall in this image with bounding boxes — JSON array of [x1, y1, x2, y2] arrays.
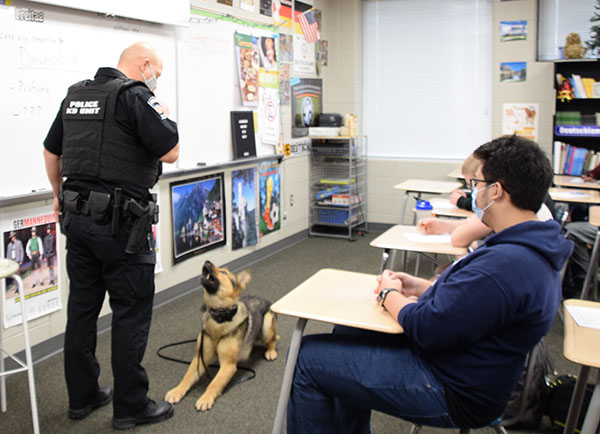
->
[[232, 168, 260, 250], [259, 69, 280, 145], [259, 160, 281, 237], [502, 103, 538, 142], [235, 32, 259, 107], [292, 33, 316, 75], [1, 206, 62, 328]]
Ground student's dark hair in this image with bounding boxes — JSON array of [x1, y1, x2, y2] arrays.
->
[[473, 135, 552, 212]]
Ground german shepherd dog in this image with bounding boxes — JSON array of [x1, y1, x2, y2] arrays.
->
[[164, 261, 278, 411]]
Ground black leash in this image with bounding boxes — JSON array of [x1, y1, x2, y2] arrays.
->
[[156, 330, 256, 385]]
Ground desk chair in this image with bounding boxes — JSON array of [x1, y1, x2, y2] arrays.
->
[[0, 259, 40, 434]]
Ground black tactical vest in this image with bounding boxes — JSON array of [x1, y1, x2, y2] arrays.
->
[[61, 78, 160, 188]]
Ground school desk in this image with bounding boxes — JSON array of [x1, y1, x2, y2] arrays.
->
[[578, 206, 600, 303], [554, 175, 600, 190], [394, 179, 463, 225], [562, 299, 600, 434], [549, 188, 600, 205], [427, 198, 473, 219], [446, 168, 465, 180], [270, 268, 403, 434], [369, 225, 468, 275]]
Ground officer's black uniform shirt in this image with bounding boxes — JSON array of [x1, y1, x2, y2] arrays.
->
[[44, 67, 178, 200]]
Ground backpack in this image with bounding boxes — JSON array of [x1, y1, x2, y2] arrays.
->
[[543, 374, 595, 433], [502, 340, 550, 429]]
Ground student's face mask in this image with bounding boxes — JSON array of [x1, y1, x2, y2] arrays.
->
[[141, 62, 158, 92], [471, 183, 495, 220]]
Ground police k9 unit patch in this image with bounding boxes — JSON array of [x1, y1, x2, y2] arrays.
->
[[147, 96, 167, 120]]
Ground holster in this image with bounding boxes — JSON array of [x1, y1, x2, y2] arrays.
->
[[124, 199, 157, 254]]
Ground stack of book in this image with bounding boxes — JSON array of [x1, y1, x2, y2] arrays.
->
[[556, 73, 600, 99], [553, 141, 600, 175]]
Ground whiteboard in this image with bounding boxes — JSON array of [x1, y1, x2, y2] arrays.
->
[[29, 0, 190, 26], [175, 11, 279, 170], [0, 1, 177, 197]]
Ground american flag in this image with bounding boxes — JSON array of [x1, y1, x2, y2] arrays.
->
[[298, 9, 319, 44]]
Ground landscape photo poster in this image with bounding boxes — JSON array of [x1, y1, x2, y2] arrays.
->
[[170, 173, 226, 264], [231, 168, 259, 250], [500, 61, 527, 83], [259, 160, 281, 237], [500, 20, 527, 42], [502, 103, 539, 142], [1, 205, 62, 328]]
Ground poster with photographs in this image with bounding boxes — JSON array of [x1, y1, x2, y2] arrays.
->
[[279, 34, 293, 62], [259, 35, 278, 72], [1, 206, 62, 328], [500, 20, 527, 42], [317, 40, 328, 66], [232, 168, 259, 250], [259, 160, 281, 237], [291, 77, 322, 127], [170, 174, 226, 264], [235, 32, 259, 107], [500, 61, 527, 83]]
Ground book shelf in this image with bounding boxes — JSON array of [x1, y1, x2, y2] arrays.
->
[[553, 60, 600, 176], [309, 136, 368, 241]]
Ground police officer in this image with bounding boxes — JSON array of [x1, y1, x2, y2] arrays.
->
[[43, 42, 179, 430]]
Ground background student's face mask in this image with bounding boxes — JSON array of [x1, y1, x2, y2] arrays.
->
[[141, 62, 158, 92], [471, 183, 495, 220]]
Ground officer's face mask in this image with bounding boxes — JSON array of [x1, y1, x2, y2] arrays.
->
[[141, 62, 158, 92]]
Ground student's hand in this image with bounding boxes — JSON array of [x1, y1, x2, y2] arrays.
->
[[582, 173, 595, 182], [374, 269, 403, 301], [418, 218, 449, 235], [449, 189, 467, 206]]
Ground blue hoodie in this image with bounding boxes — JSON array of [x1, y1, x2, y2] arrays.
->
[[397, 220, 573, 426]]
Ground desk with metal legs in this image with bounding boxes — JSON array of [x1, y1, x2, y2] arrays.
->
[[369, 225, 468, 275], [270, 269, 403, 434], [562, 299, 600, 434], [394, 180, 462, 225]]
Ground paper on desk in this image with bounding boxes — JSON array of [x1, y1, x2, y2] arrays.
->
[[431, 201, 456, 210], [565, 305, 600, 330], [551, 191, 588, 199], [404, 233, 452, 243]]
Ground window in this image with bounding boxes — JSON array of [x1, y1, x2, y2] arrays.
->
[[363, 0, 493, 159]]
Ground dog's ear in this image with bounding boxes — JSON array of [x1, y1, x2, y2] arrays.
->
[[236, 269, 251, 290]]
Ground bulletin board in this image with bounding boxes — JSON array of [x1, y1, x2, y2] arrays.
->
[[0, 0, 177, 198], [175, 9, 280, 169]]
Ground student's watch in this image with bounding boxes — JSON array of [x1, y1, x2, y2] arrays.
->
[[377, 288, 399, 305]]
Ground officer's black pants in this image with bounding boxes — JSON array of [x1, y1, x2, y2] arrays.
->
[[62, 212, 155, 417]]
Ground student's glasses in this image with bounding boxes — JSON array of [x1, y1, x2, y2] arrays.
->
[[469, 177, 494, 190]]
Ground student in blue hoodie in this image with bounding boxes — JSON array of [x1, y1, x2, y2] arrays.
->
[[286, 135, 573, 432]]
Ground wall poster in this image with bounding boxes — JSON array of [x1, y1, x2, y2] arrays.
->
[[232, 168, 259, 250], [259, 160, 281, 237], [1, 205, 62, 328], [170, 173, 226, 264]]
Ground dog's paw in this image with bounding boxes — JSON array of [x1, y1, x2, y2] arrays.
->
[[264, 349, 278, 361], [165, 387, 186, 404], [195, 394, 216, 412]]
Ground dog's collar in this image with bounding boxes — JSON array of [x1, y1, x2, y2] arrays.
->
[[208, 305, 238, 323]]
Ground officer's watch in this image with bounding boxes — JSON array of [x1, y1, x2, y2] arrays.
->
[[377, 288, 399, 305]]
